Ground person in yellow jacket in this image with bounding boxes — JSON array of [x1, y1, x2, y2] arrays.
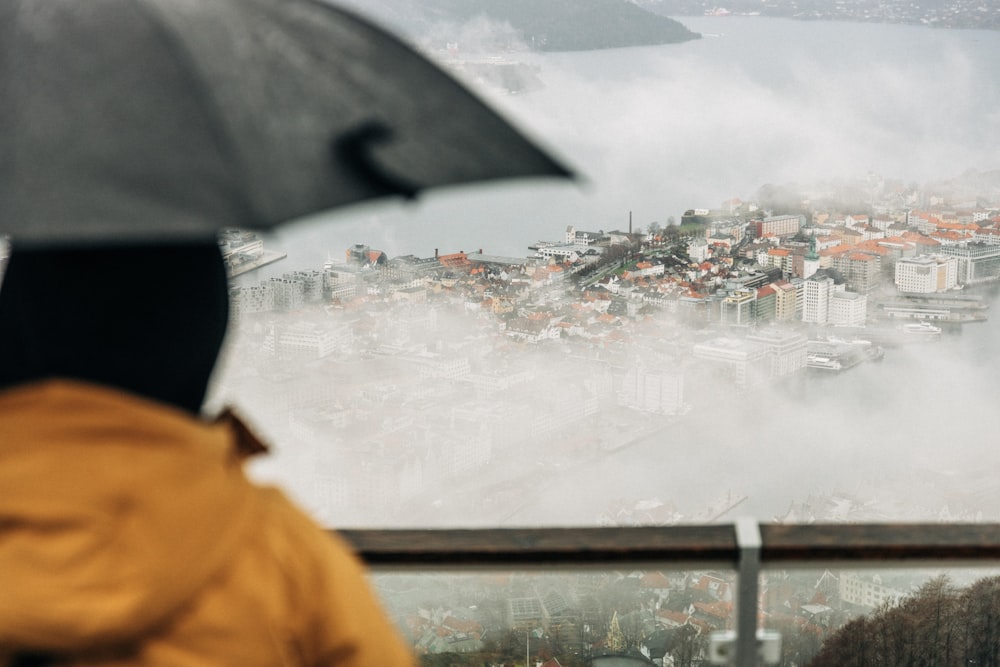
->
[[0, 244, 416, 667]]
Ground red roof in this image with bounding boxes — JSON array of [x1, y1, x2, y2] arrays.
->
[[640, 571, 673, 589]]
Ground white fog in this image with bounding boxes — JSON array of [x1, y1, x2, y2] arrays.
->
[[210, 15, 1000, 529]]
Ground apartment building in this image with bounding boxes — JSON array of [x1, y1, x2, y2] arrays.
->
[[894, 255, 959, 293], [754, 214, 804, 239], [828, 291, 868, 326], [937, 242, 1000, 284], [691, 337, 771, 389], [745, 328, 808, 378], [802, 270, 844, 325], [620, 367, 685, 415], [839, 572, 908, 610], [772, 280, 801, 322], [832, 251, 882, 294]]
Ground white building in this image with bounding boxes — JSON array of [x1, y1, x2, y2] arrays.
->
[[269, 275, 306, 310], [802, 272, 843, 325], [757, 214, 804, 238], [895, 255, 959, 293], [688, 237, 710, 263], [619, 367, 685, 415], [746, 328, 808, 377], [828, 291, 868, 326], [691, 337, 771, 389], [402, 352, 471, 381], [839, 572, 908, 610], [230, 282, 275, 319], [938, 242, 1000, 284], [274, 321, 338, 359]]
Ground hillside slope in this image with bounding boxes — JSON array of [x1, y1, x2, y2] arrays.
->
[[344, 0, 700, 51]]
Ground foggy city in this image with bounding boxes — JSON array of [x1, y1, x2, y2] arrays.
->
[[210, 13, 1000, 530], [4, 2, 999, 666], [192, 7, 1000, 665]]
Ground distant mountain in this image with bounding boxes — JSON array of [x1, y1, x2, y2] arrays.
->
[[341, 0, 700, 51], [633, 0, 1000, 30]]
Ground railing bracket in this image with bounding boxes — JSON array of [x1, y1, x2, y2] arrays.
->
[[707, 518, 781, 665]]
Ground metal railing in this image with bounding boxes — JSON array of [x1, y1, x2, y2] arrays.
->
[[338, 521, 1000, 667]]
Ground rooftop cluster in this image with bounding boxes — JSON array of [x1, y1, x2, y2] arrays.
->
[[373, 559, 934, 665], [216, 172, 1000, 530]]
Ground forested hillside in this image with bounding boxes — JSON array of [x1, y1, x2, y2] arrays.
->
[[342, 0, 700, 51], [810, 576, 1000, 666]]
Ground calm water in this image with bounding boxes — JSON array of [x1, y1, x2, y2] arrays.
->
[[258, 16, 1000, 267]]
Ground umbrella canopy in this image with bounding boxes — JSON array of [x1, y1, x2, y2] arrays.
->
[[0, 0, 572, 247]]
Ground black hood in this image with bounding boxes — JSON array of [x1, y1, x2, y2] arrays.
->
[[0, 243, 229, 414]]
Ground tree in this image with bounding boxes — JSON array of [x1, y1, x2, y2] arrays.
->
[[806, 574, 1000, 667]]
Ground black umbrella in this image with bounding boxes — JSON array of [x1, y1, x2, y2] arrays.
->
[[0, 0, 572, 247]]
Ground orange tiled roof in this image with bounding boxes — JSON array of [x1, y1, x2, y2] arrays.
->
[[656, 609, 691, 625], [438, 252, 471, 268], [694, 601, 733, 620], [821, 245, 852, 257], [930, 230, 966, 241], [640, 571, 673, 589], [443, 617, 483, 634]]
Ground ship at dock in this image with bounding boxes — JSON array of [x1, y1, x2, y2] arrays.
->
[[806, 336, 884, 373], [218, 229, 286, 278]]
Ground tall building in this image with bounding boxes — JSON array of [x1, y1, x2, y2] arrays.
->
[[802, 270, 843, 325], [754, 285, 777, 323], [833, 251, 881, 294], [895, 255, 959, 293], [829, 291, 867, 326], [620, 367, 685, 415], [767, 247, 794, 278], [274, 321, 338, 360], [745, 328, 808, 378], [802, 237, 821, 279], [937, 242, 1000, 284], [230, 282, 275, 319], [772, 280, 800, 322], [269, 275, 306, 310], [719, 289, 757, 326], [691, 337, 771, 389], [754, 214, 804, 239]]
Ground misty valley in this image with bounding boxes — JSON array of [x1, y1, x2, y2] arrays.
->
[[205, 12, 1000, 667], [216, 169, 1000, 529], [208, 167, 1000, 666]]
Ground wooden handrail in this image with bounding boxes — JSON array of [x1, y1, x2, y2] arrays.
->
[[338, 523, 1000, 568], [339, 523, 1000, 667]]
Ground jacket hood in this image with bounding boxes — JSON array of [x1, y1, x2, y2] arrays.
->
[[0, 380, 262, 653]]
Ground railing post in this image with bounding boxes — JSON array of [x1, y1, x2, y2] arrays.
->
[[708, 518, 780, 666], [734, 516, 762, 667]]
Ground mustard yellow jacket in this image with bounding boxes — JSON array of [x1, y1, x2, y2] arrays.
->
[[0, 380, 415, 667]]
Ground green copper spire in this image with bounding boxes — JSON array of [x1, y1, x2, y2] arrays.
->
[[806, 235, 820, 261]]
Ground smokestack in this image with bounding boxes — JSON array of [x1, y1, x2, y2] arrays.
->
[[435, 248, 438, 258], [629, 210, 633, 234]]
